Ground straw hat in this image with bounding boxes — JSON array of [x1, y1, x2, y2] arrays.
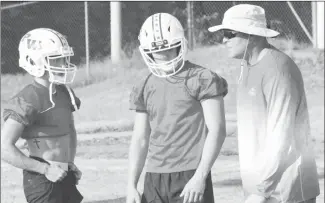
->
[[208, 4, 279, 37]]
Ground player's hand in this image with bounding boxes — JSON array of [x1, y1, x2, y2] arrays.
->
[[126, 187, 141, 203], [180, 174, 206, 203], [44, 164, 67, 182], [69, 162, 82, 184]]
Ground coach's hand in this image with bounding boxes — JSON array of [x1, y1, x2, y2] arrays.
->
[[44, 164, 67, 182], [180, 175, 206, 203], [126, 187, 141, 203], [69, 162, 82, 184]]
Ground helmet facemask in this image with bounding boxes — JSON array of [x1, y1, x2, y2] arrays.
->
[[139, 38, 186, 78], [45, 47, 77, 84]]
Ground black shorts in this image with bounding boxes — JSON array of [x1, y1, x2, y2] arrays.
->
[[23, 156, 83, 203], [141, 170, 214, 203]]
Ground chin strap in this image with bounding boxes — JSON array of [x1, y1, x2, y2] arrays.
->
[[65, 85, 78, 111], [40, 82, 56, 113], [238, 35, 251, 84], [39, 82, 78, 113]]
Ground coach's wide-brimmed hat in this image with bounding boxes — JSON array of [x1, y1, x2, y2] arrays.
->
[[208, 4, 280, 37]]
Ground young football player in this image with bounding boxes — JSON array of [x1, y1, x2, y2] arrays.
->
[[127, 13, 228, 203], [1, 28, 83, 203]]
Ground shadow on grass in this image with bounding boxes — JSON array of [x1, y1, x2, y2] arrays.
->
[[84, 197, 126, 203], [213, 178, 242, 187], [212, 170, 324, 188]]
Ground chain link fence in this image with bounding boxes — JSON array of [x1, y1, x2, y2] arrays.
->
[[1, 1, 93, 74], [198, 1, 313, 42], [1, 1, 313, 74]]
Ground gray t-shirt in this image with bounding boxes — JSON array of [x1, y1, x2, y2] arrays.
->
[[129, 60, 228, 173]]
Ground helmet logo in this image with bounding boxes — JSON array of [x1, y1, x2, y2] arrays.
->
[[27, 39, 42, 50], [152, 40, 168, 48]]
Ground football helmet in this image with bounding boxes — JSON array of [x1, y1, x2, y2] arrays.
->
[[138, 13, 187, 77], [18, 28, 77, 84]]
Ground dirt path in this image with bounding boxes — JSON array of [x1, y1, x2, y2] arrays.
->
[[1, 132, 323, 203]]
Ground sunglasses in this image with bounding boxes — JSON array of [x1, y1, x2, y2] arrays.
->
[[223, 30, 239, 39]]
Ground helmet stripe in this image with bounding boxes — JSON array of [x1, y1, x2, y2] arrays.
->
[[45, 28, 64, 46], [152, 13, 163, 42], [159, 13, 163, 40], [152, 15, 156, 42]]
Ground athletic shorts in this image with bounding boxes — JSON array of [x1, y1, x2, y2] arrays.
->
[[299, 198, 316, 203], [141, 170, 214, 203], [23, 156, 83, 203]]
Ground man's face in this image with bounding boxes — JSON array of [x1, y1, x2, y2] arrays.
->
[[222, 30, 250, 59]]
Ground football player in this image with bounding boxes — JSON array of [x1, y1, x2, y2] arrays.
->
[[127, 13, 228, 203], [1, 28, 83, 203]]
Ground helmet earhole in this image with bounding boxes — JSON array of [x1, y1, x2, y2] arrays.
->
[[30, 59, 35, 65], [26, 56, 35, 65]]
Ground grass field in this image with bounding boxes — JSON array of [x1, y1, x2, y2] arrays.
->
[[1, 41, 324, 203]]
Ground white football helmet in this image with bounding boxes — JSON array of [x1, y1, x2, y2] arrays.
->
[[138, 13, 187, 77], [18, 28, 77, 84]]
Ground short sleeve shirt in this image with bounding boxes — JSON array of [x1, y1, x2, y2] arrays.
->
[[129, 61, 228, 172], [2, 81, 81, 139]]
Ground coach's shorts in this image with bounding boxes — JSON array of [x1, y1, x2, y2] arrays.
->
[[23, 156, 83, 203], [141, 170, 214, 203]]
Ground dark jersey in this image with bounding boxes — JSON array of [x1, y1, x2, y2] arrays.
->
[[2, 81, 80, 139], [129, 60, 228, 173]]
